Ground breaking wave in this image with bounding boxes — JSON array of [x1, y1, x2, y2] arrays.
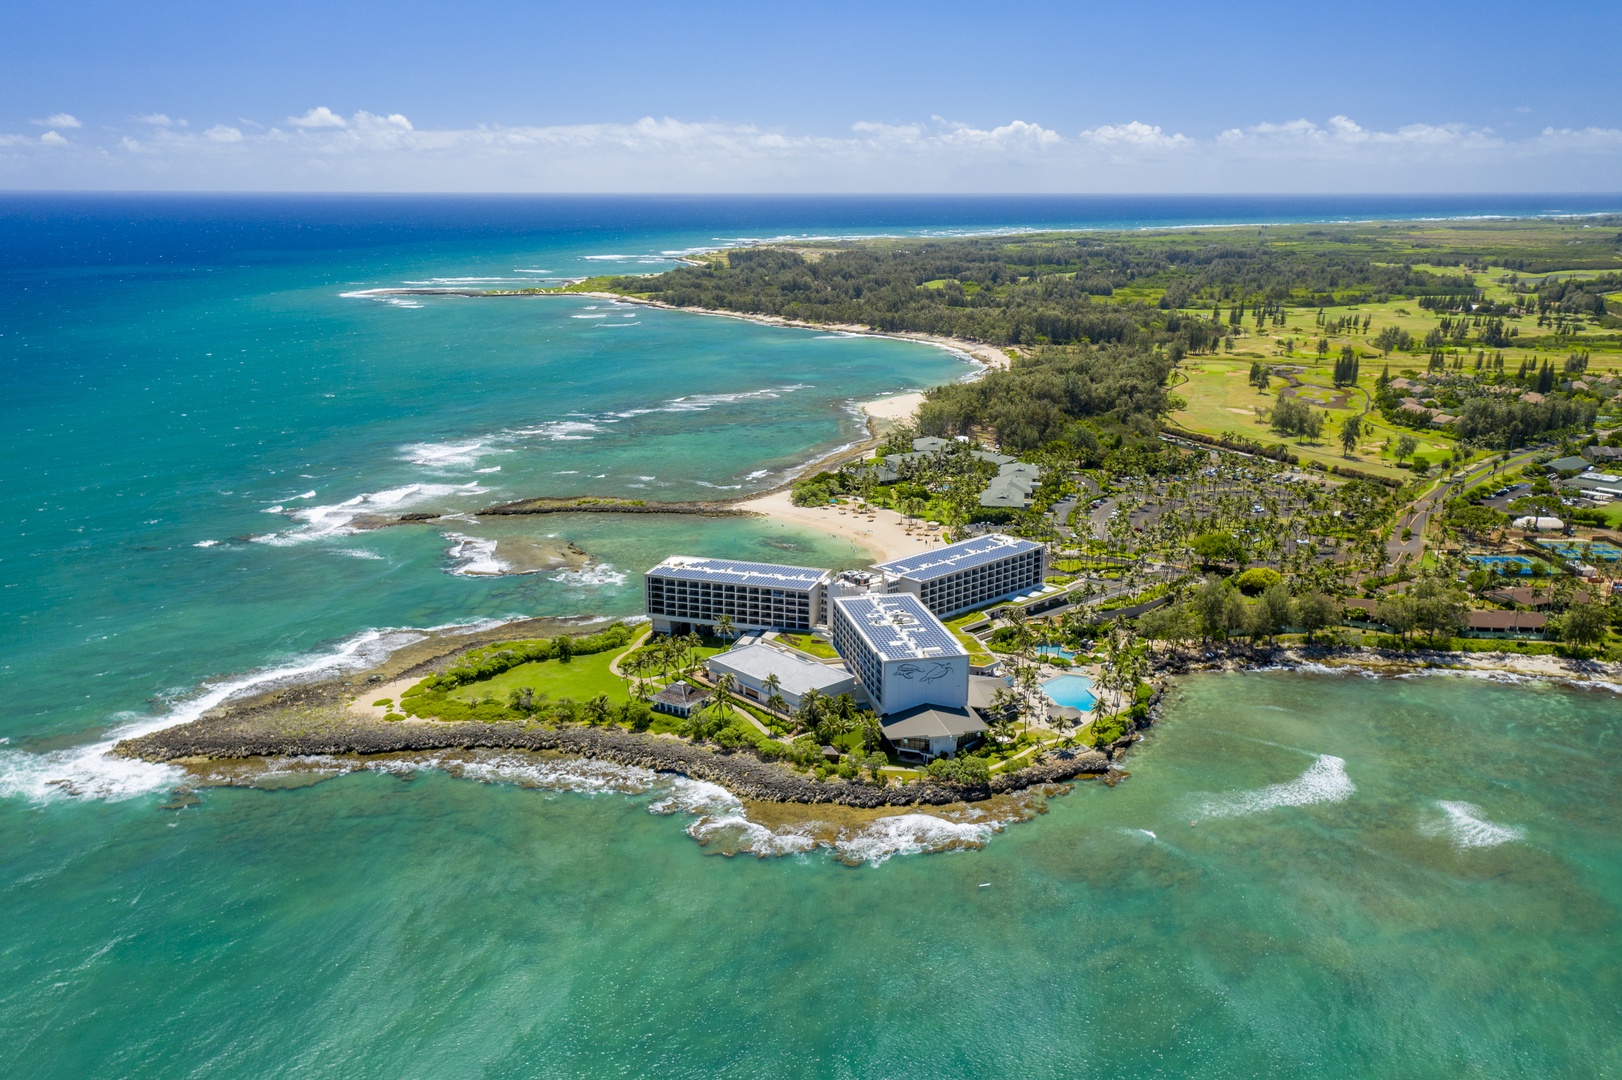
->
[[1424, 800, 1526, 849], [0, 628, 428, 804], [832, 813, 1003, 866], [1198, 755, 1355, 819], [548, 564, 628, 588], [254, 482, 488, 545]]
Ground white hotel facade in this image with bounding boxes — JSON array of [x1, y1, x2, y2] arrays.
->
[[644, 556, 829, 636], [829, 593, 969, 716], [873, 533, 1046, 619], [647, 535, 1044, 728]]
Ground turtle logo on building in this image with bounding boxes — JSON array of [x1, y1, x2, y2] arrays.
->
[[892, 661, 954, 683]]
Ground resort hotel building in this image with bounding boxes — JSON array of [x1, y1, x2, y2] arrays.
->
[[644, 556, 829, 636], [873, 533, 1046, 618], [828, 593, 969, 716], [650, 534, 1043, 758]]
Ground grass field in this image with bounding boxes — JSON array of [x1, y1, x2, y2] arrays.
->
[[449, 649, 630, 705], [1169, 265, 1622, 478], [1169, 357, 1453, 477]]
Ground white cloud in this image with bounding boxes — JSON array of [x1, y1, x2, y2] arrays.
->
[[4, 109, 1622, 193], [1079, 121, 1190, 148], [33, 113, 81, 129], [287, 106, 348, 129]]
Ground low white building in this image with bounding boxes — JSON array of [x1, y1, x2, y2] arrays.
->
[[705, 641, 856, 712], [829, 593, 969, 716]]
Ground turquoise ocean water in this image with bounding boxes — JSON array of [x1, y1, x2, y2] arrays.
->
[[3, 196, 1620, 1075]]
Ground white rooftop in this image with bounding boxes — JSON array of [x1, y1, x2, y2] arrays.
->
[[706, 642, 854, 697], [833, 593, 966, 662], [648, 556, 830, 590], [874, 533, 1042, 582]]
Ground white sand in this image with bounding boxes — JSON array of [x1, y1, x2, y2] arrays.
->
[[859, 391, 925, 424], [571, 292, 1012, 371], [346, 675, 424, 720], [737, 489, 945, 563]]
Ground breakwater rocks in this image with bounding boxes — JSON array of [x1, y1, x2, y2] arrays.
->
[[477, 496, 747, 518], [114, 722, 1113, 807]]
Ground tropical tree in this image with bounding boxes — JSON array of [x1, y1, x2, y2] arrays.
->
[[1394, 434, 1418, 465], [1294, 591, 1342, 645], [715, 613, 736, 646], [1559, 602, 1609, 654], [1340, 414, 1363, 457], [761, 672, 786, 717], [583, 694, 613, 727]]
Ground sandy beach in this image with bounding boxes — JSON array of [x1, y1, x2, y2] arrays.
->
[[572, 292, 1013, 371], [736, 488, 944, 563], [859, 390, 925, 424]]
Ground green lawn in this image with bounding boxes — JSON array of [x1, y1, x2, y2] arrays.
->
[[621, 636, 728, 673], [1170, 357, 1444, 478], [942, 610, 997, 664], [777, 632, 839, 659], [448, 648, 630, 705]]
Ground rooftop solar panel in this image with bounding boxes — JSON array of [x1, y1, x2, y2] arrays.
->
[[648, 556, 829, 590], [873, 533, 1041, 582], [833, 594, 966, 661]]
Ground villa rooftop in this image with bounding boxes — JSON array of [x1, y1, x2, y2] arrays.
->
[[831, 593, 966, 662], [648, 556, 829, 590], [879, 704, 987, 742], [873, 533, 1043, 582]]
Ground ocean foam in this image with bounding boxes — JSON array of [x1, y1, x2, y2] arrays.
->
[[193, 540, 219, 548], [402, 438, 503, 469], [255, 482, 487, 545], [548, 564, 627, 588], [1199, 755, 1355, 819], [442, 533, 509, 576], [1425, 800, 1526, 849], [832, 814, 1001, 866], [0, 627, 423, 804], [508, 420, 602, 441]]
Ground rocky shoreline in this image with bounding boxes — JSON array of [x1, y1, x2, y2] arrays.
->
[[115, 719, 1116, 808], [108, 614, 1120, 808], [1150, 640, 1621, 685]]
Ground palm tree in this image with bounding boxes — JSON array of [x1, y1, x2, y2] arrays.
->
[[761, 673, 785, 717], [583, 694, 613, 727], [794, 688, 824, 736], [716, 613, 735, 646]]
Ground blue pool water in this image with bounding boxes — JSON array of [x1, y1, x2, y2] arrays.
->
[[1041, 674, 1098, 711], [1036, 645, 1078, 661]]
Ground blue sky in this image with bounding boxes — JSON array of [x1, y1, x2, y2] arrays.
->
[[4, 0, 1620, 192]]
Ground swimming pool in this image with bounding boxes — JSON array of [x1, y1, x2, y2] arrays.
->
[[1040, 674, 1098, 711], [1036, 645, 1079, 661]]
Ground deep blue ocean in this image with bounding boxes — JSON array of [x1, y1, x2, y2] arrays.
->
[[3, 194, 1620, 1076]]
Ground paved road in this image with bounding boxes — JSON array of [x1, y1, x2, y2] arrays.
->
[[1384, 448, 1545, 566]]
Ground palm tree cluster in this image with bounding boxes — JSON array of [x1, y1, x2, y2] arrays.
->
[[620, 632, 706, 700]]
